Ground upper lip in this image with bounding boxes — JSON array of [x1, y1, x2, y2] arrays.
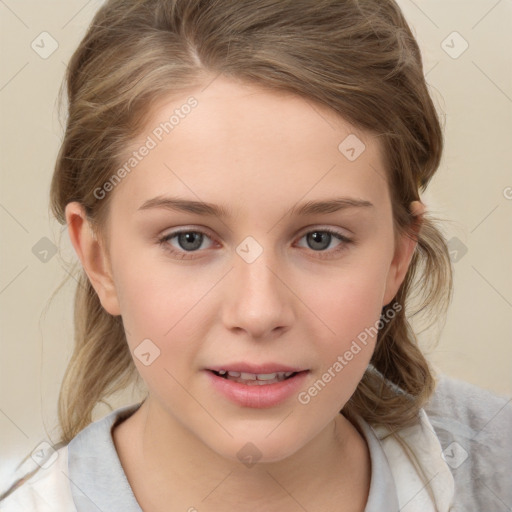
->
[[207, 363, 308, 374]]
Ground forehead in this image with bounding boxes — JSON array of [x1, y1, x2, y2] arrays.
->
[[109, 76, 390, 218]]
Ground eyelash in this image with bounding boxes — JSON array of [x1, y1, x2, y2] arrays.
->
[[157, 227, 354, 260]]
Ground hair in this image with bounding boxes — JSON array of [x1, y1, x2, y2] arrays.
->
[[48, 0, 452, 448]]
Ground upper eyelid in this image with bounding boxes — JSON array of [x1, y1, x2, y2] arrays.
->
[[162, 224, 351, 235]]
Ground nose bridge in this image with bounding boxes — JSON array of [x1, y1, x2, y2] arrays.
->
[[222, 237, 294, 337]]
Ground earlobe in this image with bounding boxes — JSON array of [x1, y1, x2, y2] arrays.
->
[[382, 201, 425, 307], [64, 202, 121, 316]]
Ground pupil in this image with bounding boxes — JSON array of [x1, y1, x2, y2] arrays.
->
[[308, 231, 330, 250], [179, 232, 202, 251]]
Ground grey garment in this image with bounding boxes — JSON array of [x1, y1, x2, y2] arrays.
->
[[67, 403, 399, 511], [67, 403, 144, 512], [424, 374, 512, 511]]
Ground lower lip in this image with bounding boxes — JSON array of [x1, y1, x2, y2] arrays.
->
[[205, 370, 309, 408]]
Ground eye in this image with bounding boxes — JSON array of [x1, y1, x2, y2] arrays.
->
[[158, 229, 215, 259], [158, 227, 353, 260], [295, 228, 353, 258]]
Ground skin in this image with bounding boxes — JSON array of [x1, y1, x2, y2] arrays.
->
[[66, 75, 425, 511]]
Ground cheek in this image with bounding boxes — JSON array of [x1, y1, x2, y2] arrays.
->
[[306, 256, 388, 342], [112, 243, 212, 335], [298, 262, 388, 404], [112, 261, 209, 405], [111, 250, 223, 389]]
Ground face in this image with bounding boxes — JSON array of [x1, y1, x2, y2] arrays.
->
[[73, 76, 415, 463]]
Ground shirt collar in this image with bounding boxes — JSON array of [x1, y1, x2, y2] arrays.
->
[[371, 409, 455, 511], [352, 414, 401, 511]]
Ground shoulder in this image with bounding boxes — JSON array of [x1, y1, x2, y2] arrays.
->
[[0, 446, 76, 512], [0, 402, 143, 512], [424, 373, 512, 511], [425, 373, 512, 444]]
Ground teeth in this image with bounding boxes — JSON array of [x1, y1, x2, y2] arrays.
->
[[215, 370, 298, 384], [255, 373, 277, 381]]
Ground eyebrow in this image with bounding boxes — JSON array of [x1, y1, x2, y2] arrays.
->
[[137, 195, 374, 217]]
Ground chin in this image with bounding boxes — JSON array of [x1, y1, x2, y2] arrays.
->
[[204, 430, 308, 467]]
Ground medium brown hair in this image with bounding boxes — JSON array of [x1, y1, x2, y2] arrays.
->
[[50, 0, 452, 444]]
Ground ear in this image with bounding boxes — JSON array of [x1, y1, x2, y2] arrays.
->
[[382, 201, 425, 307], [64, 202, 121, 316]]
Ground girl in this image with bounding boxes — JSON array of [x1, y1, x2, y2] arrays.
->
[[1, 0, 510, 510]]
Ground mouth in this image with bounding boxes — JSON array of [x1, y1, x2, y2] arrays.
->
[[209, 369, 303, 385], [205, 366, 310, 408]]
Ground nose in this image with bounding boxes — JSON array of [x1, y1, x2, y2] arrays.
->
[[221, 248, 295, 340]]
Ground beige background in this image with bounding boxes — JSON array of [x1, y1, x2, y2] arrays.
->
[[1, 0, 511, 490]]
